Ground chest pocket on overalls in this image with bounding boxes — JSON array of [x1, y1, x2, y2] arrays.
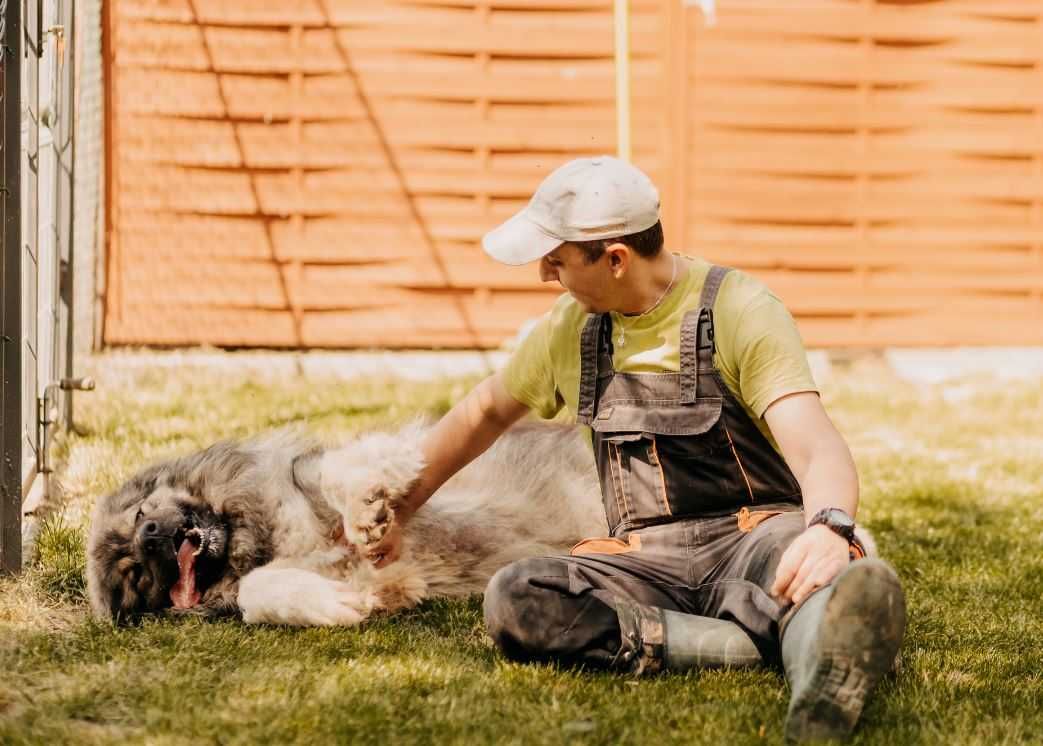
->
[[592, 395, 740, 530]]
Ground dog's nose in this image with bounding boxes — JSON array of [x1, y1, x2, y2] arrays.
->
[[137, 520, 167, 553]]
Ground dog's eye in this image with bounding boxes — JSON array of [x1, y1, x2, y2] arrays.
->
[[135, 508, 144, 523]]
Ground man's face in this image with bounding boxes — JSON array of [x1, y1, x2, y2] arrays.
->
[[538, 243, 616, 313]]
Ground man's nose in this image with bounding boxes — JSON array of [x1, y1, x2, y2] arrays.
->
[[538, 259, 557, 283]]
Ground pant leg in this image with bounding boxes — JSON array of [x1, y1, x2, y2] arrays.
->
[[691, 510, 806, 661], [483, 540, 693, 669]]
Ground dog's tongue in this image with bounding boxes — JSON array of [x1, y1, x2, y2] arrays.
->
[[170, 539, 201, 609]]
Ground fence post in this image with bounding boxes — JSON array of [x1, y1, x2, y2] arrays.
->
[[0, 0, 23, 574]]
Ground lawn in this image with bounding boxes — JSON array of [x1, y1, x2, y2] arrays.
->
[[1, 354, 1041, 745]]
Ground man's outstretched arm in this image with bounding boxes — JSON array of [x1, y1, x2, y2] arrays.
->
[[365, 370, 530, 566], [764, 391, 860, 606]]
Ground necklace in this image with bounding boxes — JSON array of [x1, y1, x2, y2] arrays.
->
[[617, 255, 678, 347]]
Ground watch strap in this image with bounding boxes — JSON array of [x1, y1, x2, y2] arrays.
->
[[808, 507, 856, 542]]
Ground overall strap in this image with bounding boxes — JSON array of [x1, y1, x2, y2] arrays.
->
[[576, 313, 613, 425], [680, 265, 731, 403], [700, 264, 731, 309]]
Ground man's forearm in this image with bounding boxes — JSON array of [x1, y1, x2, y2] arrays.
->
[[397, 372, 528, 520], [764, 391, 860, 527], [794, 436, 859, 526], [765, 391, 862, 601]]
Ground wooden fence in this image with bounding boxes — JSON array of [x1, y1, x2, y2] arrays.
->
[[103, 0, 1043, 348]]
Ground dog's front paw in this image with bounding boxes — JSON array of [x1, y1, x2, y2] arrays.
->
[[239, 568, 375, 627], [349, 486, 396, 548], [319, 431, 422, 557]]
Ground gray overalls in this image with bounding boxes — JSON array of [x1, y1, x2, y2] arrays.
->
[[484, 266, 811, 667]]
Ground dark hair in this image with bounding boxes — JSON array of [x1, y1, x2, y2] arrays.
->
[[571, 220, 664, 264]]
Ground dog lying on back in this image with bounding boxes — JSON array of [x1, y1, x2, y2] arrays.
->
[[86, 424, 607, 625]]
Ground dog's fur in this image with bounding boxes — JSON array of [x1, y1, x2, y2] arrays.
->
[[87, 423, 607, 626]]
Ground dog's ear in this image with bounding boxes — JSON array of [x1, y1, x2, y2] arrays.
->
[[86, 528, 137, 622], [291, 450, 323, 496]]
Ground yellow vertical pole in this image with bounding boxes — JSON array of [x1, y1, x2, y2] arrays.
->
[[614, 0, 631, 162]]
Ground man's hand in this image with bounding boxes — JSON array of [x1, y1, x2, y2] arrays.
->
[[771, 524, 851, 606], [363, 517, 404, 568], [358, 370, 528, 570]]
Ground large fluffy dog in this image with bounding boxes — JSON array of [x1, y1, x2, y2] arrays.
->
[[87, 424, 606, 625]]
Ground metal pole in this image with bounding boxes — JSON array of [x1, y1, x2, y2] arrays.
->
[[1, 0, 23, 574], [60, 0, 76, 429], [614, 0, 631, 162]]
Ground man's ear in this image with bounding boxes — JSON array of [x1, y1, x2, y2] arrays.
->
[[605, 242, 632, 278]]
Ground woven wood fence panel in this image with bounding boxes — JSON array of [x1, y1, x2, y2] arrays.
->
[[104, 0, 1043, 349], [104, 0, 666, 348], [680, 0, 1043, 347]]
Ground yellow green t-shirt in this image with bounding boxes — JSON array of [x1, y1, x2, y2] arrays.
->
[[502, 255, 818, 452]]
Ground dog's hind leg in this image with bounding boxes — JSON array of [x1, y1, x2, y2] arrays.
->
[[238, 566, 376, 627]]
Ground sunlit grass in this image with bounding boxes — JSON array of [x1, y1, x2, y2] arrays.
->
[[1, 354, 1040, 745]]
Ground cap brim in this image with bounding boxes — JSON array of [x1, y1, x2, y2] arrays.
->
[[482, 209, 563, 266]]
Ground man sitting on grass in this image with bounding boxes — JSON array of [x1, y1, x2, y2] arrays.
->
[[362, 156, 906, 743]]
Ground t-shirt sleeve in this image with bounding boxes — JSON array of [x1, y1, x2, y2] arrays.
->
[[501, 313, 565, 420], [733, 292, 819, 418]]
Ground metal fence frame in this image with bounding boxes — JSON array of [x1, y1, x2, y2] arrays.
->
[[1, 0, 78, 575], [1, 0, 23, 574]]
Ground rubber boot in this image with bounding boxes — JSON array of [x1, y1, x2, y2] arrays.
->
[[613, 599, 763, 675], [781, 558, 906, 743]]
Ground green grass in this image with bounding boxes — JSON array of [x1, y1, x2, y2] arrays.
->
[[2, 355, 1041, 745]]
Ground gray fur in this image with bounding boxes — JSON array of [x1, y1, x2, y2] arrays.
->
[[87, 423, 607, 626]]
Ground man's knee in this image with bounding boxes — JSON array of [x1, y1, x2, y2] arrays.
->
[[740, 512, 806, 585], [483, 556, 573, 661], [753, 512, 804, 550]]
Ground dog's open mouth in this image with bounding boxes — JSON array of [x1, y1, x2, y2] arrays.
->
[[170, 525, 224, 609], [170, 536, 201, 609]]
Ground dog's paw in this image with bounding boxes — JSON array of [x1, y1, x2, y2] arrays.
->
[[239, 567, 375, 627], [344, 485, 397, 550], [318, 433, 422, 555], [310, 583, 373, 627]]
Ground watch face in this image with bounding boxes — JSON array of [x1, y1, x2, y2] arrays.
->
[[826, 509, 855, 530]]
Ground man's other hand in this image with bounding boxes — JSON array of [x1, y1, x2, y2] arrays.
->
[[771, 524, 851, 605]]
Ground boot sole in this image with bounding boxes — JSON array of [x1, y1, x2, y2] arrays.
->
[[784, 558, 907, 743]]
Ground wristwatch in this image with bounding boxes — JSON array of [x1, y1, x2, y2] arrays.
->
[[808, 507, 856, 543]]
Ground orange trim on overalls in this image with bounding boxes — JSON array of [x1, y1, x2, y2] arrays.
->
[[735, 506, 784, 533], [648, 439, 672, 515], [570, 534, 644, 556], [609, 442, 632, 522], [724, 424, 756, 503]]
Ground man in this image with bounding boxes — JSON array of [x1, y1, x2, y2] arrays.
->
[[363, 156, 906, 742]]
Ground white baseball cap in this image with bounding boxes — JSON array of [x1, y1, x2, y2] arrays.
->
[[482, 156, 661, 265]]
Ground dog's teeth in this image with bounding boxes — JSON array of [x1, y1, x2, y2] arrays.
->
[[186, 526, 209, 556]]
